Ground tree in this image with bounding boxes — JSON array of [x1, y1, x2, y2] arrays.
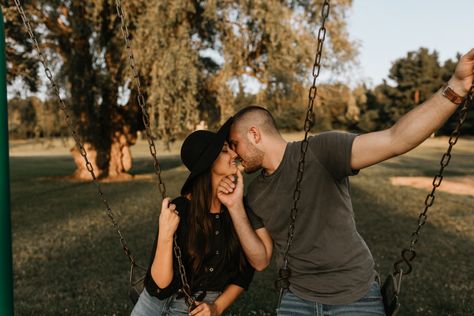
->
[[4, 0, 143, 179], [357, 48, 474, 135], [5, 0, 358, 178], [133, 0, 358, 130]]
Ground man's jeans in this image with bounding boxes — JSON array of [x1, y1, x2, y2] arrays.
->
[[277, 281, 386, 316]]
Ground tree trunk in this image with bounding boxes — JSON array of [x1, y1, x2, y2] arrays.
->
[[108, 129, 136, 179], [70, 127, 137, 181]]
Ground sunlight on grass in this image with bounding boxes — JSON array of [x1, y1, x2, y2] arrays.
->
[[9, 136, 474, 315]]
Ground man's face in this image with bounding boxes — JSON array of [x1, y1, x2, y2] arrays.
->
[[229, 126, 264, 174]]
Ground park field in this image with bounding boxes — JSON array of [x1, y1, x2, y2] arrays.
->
[[8, 135, 474, 315]]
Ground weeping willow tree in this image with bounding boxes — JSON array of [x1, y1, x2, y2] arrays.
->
[[133, 0, 357, 132], [4, 0, 356, 178]]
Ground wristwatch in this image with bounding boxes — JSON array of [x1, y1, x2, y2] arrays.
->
[[441, 84, 466, 105]]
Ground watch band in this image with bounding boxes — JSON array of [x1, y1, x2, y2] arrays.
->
[[441, 84, 466, 105]]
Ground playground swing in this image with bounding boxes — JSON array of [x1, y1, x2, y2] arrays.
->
[[12, 0, 474, 315]]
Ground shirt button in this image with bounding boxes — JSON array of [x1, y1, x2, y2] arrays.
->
[[215, 250, 220, 255], [215, 230, 219, 235], [215, 214, 220, 219], [209, 267, 214, 272]]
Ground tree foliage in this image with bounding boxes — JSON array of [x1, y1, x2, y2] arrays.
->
[[5, 0, 358, 177], [357, 48, 473, 135]]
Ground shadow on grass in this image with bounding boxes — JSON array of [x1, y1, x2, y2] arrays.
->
[[10, 156, 474, 315], [10, 155, 183, 180], [381, 156, 473, 178], [351, 176, 474, 316]]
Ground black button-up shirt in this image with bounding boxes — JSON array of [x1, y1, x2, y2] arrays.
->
[[144, 197, 255, 299]]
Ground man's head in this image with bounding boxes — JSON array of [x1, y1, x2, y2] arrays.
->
[[229, 105, 281, 173]]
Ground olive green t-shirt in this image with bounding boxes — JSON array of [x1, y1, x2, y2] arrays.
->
[[246, 131, 376, 304]]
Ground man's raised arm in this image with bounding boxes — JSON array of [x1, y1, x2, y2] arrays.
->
[[351, 48, 474, 170]]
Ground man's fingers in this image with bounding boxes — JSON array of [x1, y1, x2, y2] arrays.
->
[[217, 185, 230, 194], [236, 168, 243, 183], [222, 176, 236, 188], [220, 180, 234, 192], [168, 203, 176, 211], [463, 48, 474, 60]]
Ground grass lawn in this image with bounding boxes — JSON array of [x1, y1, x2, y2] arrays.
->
[[8, 135, 474, 315]]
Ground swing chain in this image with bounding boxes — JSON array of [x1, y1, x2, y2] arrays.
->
[[174, 234, 197, 311], [12, 0, 138, 266], [114, 0, 195, 309], [114, 0, 167, 199], [394, 85, 474, 275], [276, 0, 331, 308]]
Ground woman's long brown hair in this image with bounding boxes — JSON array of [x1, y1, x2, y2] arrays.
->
[[185, 170, 245, 280]]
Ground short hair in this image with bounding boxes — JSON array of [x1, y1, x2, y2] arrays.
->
[[232, 105, 279, 136]]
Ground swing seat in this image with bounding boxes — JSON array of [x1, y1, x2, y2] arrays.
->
[[129, 263, 147, 304], [381, 273, 401, 316]]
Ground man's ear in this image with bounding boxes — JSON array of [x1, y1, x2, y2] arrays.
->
[[248, 126, 261, 144]]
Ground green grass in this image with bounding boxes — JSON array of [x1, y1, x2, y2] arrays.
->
[[9, 137, 474, 315]]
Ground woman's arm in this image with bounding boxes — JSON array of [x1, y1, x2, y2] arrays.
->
[[190, 284, 244, 316], [150, 198, 180, 288]]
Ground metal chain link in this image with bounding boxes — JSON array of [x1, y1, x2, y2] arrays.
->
[[114, 1, 195, 310], [12, 0, 138, 268], [275, 0, 331, 307], [114, 0, 167, 197], [394, 85, 474, 275]]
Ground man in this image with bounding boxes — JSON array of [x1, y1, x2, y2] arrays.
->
[[216, 48, 474, 315]]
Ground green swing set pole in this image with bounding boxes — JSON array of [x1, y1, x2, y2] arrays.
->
[[0, 4, 14, 316]]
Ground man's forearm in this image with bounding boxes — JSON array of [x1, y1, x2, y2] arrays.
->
[[389, 79, 465, 156], [227, 204, 270, 271]]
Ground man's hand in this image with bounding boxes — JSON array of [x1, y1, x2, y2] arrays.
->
[[449, 48, 474, 96], [189, 301, 220, 316], [217, 169, 244, 210]]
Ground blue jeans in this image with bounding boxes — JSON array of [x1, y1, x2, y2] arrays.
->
[[277, 282, 386, 316], [131, 288, 221, 316]]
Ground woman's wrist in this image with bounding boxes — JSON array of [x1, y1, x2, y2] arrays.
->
[[157, 231, 174, 243]]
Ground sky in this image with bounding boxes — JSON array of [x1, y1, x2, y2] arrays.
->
[[7, 0, 474, 98], [347, 0, 474, 87]]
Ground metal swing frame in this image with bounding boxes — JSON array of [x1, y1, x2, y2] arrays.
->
[[0, 4, 14, 316]]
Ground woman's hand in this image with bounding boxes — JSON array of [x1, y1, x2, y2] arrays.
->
[[189, 301, 220, 316], [158, 197, 180, 240], [217, 169, 244, 209]]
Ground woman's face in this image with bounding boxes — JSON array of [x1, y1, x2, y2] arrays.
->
[[211, 142, 238, 177]]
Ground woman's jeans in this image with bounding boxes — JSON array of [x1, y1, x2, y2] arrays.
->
[[277, 281, 386, 316], [131, 288, 221, 316]]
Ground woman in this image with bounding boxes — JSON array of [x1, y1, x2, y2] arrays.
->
[[132, 119, 254, 316]]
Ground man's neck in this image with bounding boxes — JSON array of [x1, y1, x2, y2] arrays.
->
[[262, 138, 288, 176]]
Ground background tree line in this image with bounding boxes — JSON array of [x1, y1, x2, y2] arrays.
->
[[4, 1, 471, 179]]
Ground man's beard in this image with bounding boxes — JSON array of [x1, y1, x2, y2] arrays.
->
[[242, 144, 264, 174]]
